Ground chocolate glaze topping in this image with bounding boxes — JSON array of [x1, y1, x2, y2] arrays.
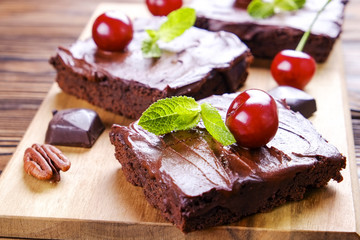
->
[[56, 17, 249, 93], [111, 93, 344, 196]]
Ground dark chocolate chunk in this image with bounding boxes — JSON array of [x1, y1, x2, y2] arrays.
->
[[45, 108, 105, 148], [268, 86, 317, 118]]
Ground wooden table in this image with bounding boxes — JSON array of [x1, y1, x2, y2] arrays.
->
[[0, 0, 359, 238]]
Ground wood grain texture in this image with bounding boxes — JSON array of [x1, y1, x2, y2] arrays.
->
[[0, 3, 359, 239], [342, 0, 360, 173]]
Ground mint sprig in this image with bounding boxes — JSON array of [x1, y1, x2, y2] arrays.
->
[[138, 97, 236, 146], [138, 96, 200, 135], [200, 103, 236, 146], [247, 0, 306, 19], [142, 7, 196, 58]]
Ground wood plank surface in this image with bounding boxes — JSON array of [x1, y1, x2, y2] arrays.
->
[[0, 3, 359, 239]]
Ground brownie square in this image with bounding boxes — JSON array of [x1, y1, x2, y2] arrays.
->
[[109, 93, 346, 232], [50, 17, 253, 119], [192, 0, 348, 62]]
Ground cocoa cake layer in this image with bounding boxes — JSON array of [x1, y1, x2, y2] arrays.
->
[[109, 93, 346, 232]]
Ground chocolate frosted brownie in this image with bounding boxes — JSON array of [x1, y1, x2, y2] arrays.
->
[[192, 0, 348, 62], [50, 18, 252, 119], [109, 93, 346, 232]]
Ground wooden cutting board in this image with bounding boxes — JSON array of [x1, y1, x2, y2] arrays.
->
[[0, 3, 359, 239]]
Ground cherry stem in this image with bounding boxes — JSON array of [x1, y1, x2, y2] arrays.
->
[[295, 0, 332, 52]]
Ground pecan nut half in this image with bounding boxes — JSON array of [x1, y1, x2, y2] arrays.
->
[[24, 143, 71, 182]]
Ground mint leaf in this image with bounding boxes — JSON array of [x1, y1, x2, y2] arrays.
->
[[293, 0, 306, 8], [138, 96, 201, 135], [247, 0, 306, 19], [158, 7, 196, 42], [138, 97, 237, 146], [142, 7, 196, 58], [142, 30, 161, 58], [146, 29, 159, 40], [274, 0, 298, 11], [274, 0, 305, 11], [142, 38, 161, 58], [247, 0, 275, 19], [200, 103, 236, 146]]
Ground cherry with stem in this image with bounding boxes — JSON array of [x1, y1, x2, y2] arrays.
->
[[271, 0, 332, 90]]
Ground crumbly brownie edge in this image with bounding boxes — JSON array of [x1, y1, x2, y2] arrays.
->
[[49, 55, 168, 119], [109, 126, 186, 229], [180, 157, 345, 232]]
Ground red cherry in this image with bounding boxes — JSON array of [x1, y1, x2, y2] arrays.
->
[[92, 11, 133, 52], [270, 50, 316, 90], [146, 0, 183, 16], [225, 89, 279, 148]]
